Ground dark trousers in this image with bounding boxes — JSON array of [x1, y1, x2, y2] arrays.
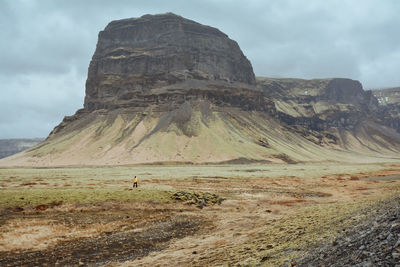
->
[[133, 182, 138, 188]]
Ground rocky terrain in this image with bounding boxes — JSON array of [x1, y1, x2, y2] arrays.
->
[[0, 138, 43, 159], [374, 87, 400, 106], [0, 215, 203, 266], [297, 195, 400, 266], [373, 87, 400, 133], [1, 13, 400, 166], [257, 77, 379, 130]]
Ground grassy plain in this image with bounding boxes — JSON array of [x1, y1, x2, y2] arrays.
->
[[1, 162, 400, 266], [0, 162, 390, 207]]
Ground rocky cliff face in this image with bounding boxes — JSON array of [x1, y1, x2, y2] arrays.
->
[[258, 77, 379, 130], [373, 87, 400, 133], [256, 77, 387, 146], [84, 13, 256, 112], [373, 87, 400, 106]]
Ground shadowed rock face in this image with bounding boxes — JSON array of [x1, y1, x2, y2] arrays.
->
[[257, 77, 380, 132], [322, 79, 377, 107], [373, 87, 400, 133], [85, 13, 256, 111], [258, 77, 378, 107]]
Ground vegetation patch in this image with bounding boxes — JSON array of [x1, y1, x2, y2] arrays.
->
[[172, 191, 225, 207], [0, 188, 173, 208], [196, 191, 400, 266]]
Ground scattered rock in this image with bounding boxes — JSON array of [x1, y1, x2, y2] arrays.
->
[[172, 191, 225, 207], [49, 200, 63, 207], [35, 204, 49, 211], [8, 206, 24, 212], [0, 216, 202, 266], [260, 255, 272, 262], [296, 196, 400, 266]]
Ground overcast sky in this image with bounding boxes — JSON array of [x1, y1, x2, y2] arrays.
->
[[1, 0, 400, 138]]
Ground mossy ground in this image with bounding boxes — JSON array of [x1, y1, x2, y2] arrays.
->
[[205, 191, 400, 266], [0, 163, 400, 266], [0, 188, 173, 208]]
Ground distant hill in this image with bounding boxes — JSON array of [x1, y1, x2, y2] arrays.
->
[[0, 138, 44, 159]]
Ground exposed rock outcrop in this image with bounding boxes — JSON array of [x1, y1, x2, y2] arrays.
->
[[297, 196, 400, 266], [84, 13, 256, 112], [256, 77, 396, 147], [373, 87, 400, 106], [373, 87, 400, 133], [258, 77, 379, 131]]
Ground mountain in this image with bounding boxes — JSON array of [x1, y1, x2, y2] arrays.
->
[[373, 87, 400, 106], [372, 87, 400, 133], [0, 138, 44, 159], [257, 78, 400, 154], [1, 13, 399, 167]]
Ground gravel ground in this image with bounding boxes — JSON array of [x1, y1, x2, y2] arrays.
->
[[296, 196, 400, 267], [0, 216, 202, 266]]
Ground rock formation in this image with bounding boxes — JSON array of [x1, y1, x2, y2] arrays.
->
[[84, 13, 257, 112], [373, 87, 400, 133], [1, 13, 400, 166], [258, 77, 378, 130]]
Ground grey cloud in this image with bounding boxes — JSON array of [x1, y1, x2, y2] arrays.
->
[[0, 71, 84, 138], [1, 0, 400, 138]]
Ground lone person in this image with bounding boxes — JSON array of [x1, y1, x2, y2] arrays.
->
[[133, 176, 138, 188]]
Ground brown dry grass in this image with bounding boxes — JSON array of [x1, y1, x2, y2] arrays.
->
[[0, 218, 125, 251], [0, 163, 400, 266]]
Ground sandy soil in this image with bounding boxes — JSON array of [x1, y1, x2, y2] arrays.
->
[[0, 164, 400, 266]]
